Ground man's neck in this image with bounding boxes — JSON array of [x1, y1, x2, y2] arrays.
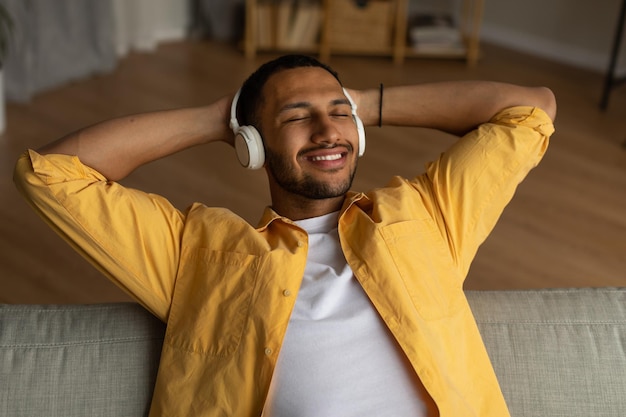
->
[[271, 195, 345, 221]]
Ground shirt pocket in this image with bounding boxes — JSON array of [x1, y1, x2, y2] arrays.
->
[[380, 219, 462, 320], [165, 248, 260, 357]]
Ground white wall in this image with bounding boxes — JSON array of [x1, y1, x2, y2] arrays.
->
[[409, 0, 626, 75], [113, 0, 189, 56], [480, 0, 626, 75]]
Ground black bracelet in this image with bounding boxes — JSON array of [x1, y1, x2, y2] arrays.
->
[[379, 83, 383, 128]]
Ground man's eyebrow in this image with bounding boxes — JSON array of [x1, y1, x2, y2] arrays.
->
[[278, 102, 311, 113], [278, 98, 351, 113], [331, 98, 351, 107]]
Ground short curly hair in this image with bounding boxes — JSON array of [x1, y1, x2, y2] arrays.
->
[[236, 55, 342, 128]]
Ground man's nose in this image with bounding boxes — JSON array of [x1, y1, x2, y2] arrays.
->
[[311, 115, 340, 146]]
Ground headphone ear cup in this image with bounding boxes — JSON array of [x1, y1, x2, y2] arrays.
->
[[234, 126, 265, 170]]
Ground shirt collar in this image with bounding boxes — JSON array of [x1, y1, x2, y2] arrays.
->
[[255, 191, 371, 230]]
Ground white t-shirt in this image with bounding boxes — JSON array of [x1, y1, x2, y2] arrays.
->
[[263, 212, 428, 417]]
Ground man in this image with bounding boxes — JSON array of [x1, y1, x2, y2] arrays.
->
[[14, 55, 556, 416]]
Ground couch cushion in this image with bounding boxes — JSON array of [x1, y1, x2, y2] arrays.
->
[[0, 303, 165, 417], [467, 288, 626, 417]]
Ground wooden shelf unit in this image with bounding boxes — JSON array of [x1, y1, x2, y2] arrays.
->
[[244, 0, 484, 66]]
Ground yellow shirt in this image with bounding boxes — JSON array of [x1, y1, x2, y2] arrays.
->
[[14, 106, 554, 417]]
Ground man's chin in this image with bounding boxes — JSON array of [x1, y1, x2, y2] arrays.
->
[[288, 180, 351, 200]]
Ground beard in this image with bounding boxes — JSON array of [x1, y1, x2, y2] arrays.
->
[[265, 146, 357, 200]]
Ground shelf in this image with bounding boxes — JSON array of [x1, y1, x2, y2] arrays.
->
[[244, 0, 484, 66]]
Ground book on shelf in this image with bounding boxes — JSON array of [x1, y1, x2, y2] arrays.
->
[[283, 1, 321, 49], [275, 0, 293, 49], [256, 1, 273, 48], [255, 0, 321, 50]]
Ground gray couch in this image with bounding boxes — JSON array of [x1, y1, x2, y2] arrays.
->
[[1, 288, 625, 417]]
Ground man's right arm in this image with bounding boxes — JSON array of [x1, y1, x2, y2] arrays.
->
[[37, 94, 234, 181], [13, 95, 237, 320]]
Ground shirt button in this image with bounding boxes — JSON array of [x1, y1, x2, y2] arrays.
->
[[264, 348, 273, 356], [282, 289, 292, 297], [296, 240, 304, 248]]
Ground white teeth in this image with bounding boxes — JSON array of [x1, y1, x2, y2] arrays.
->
[[310, 154, 342, 161]]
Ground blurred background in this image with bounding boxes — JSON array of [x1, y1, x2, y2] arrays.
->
[[0, 0, 624, 304]]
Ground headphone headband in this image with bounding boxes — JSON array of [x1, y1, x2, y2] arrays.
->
[[229, 89, 242, 131]]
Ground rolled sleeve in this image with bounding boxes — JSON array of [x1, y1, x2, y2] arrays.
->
[[14, 150, 183, 321], [423, 106, 554, 277]]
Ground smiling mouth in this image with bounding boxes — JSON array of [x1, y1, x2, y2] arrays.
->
[[308, 153, 344, 162]]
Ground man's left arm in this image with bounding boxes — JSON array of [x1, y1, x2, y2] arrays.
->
[[348, 80, 556, 134]]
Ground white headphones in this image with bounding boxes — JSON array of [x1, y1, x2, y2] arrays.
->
[[229, 87, 366, 169]]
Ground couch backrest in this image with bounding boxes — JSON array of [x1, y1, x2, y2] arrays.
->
[[1, 288, 626, 417], [0, 303, 164, 417], [468, 288, 626, 417]]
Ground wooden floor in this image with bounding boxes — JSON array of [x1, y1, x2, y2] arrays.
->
[[1, 39, 625, 304]]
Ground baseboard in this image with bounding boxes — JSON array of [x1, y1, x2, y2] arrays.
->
[[154, 28, 188, 44], [481, 23, 626, 78], [116, 28, 188, 57]]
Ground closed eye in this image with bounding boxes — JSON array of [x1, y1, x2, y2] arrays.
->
[[285, 116, 310, 123], [330, 103, 352, 119]]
